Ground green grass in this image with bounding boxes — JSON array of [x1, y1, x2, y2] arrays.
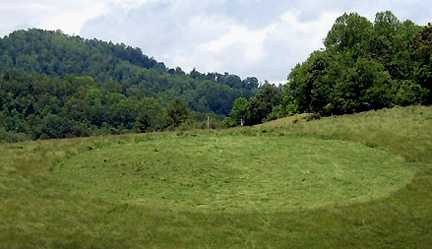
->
[[55, 135, 412, 212], [1, 106, 432, 248]]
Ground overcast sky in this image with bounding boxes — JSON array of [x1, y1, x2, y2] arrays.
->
[[0, 0, 430, 82]]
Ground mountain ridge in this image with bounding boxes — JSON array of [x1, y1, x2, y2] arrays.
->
[[0, 28, 259, 115]]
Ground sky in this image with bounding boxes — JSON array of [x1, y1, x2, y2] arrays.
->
[[0, 0, 431, 82]]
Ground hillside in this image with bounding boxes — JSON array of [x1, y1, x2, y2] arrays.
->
[[0, 29, 258, 115], [1, 106, 431, 248], [0, 29, 261, 140], [2, 11, 431, 140]]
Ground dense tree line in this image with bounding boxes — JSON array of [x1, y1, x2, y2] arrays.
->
[[3, 11, 430, 137], [0, 29, 258, 116], [225, 83, 282, 126], [227, 11, 432, 126], [0, 29, 259, 141], [0, 71, 199, 141]]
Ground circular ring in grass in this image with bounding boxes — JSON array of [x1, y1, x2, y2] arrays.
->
[[55, 135, 414, 212]]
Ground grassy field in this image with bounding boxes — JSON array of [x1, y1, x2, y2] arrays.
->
[[1, 106, 432, 248]]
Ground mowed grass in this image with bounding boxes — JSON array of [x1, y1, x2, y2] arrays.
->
[[1, 106, 432, 249], [55, 136, 412, 212]]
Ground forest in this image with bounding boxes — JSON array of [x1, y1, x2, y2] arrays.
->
[[0, 29, 258, 141], [226, 11, 432, 126], [1, 11, 432, 140]]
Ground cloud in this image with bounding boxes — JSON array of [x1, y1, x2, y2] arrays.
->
[[1, 0, 432, 82], [80, 0, 342, 81], [0, 0, 148, 36]]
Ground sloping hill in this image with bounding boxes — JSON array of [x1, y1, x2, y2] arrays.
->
[[0, 29, 258, 115], [258, 106, 432, 160], [0, 29, 261, 140], [1, 106, 431, 248]]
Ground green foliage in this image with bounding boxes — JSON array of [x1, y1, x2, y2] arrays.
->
[[228, 11, 430, 126], [324, 13, 373, 57], [0, 29, 258, 118], [166, 99, 190, 128], [278, 11, 430, 118], [413, 23, 432, 102], [247, 83, 283, 124], [0, 29, 259, 139], [227, 97, 249, 126], [0, 72, 170, 139], [225, 83, 282, 126]]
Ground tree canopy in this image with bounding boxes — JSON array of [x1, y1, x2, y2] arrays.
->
[[284, 11, 429, 116], [227, 11, 431, 126], [0, 29, 258, 116], [2, 11, 431, 137], [0, 29, 259, 141]]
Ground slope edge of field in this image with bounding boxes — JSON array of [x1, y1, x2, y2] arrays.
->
[[0, 105, 431, 249]]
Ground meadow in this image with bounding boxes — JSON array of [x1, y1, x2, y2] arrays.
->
[[1, 106, 432, 249]]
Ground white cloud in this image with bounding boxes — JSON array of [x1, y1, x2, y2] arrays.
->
[[171, 10, 339, 81], [1, 0, 432, 82], [202, 25, 268, 63], [0, 1, 106, 35], [41, 3, 109, 34], [0, 0, 151, 36]]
